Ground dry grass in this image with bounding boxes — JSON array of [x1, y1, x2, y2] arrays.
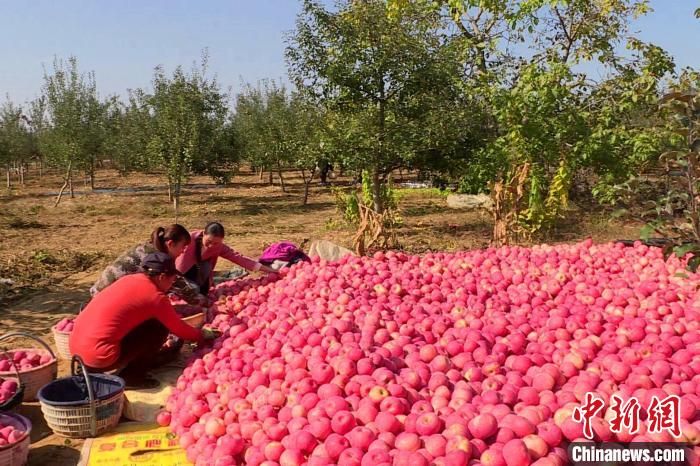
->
[[0, 167, 643, 303]]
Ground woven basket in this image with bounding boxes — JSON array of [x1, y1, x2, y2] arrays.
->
[[53, 306, 83, 360], [0, 333, 58, 402], [182, 312, 205, 328], [0, 351, 25, 413], [51, 326, 72, 360], [38, 356, 124, 438], [0, 413, 31, 466]]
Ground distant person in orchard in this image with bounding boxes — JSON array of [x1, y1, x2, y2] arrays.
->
[[90, 224, 203, 304], [176, 221, 277, 295], [70, 252, 219, 387]]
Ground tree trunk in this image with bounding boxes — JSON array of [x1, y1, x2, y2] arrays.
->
[[90, 160, 95, 190], [371, 165, 384, 214], [69, 174, 74, 198], [6, 168, 10, 189], [277, 163, 286, 193], [54, 181, 68, 207], [19, 165, 25, 185], [259, 167, 264, 181], [301, 169, 308, 204], [268, 170, 273, 185], [374, 78, 386, 214], [302, 167, 316, 206], [372, 89, 386, 214], [54, 161, 73, 207], [173, 181, 181, 222], [168, 181, 174, 202]]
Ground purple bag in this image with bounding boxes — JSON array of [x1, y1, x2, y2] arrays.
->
[[259, 241, 310, 266]]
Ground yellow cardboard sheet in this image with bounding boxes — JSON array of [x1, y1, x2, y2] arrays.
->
[[78, 423, 189, 466]]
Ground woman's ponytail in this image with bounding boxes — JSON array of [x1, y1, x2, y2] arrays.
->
[[150, 224, 190, 253], [151, 227, 167, 252]]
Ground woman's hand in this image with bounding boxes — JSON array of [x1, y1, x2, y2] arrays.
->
[[201, 327, 221, 340], [259, 264, 279, 274]]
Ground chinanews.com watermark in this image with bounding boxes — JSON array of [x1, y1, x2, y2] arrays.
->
[[569, 442, 689, 465], [567, 393, 695, 465]]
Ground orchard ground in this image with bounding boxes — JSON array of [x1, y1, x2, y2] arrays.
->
[[0, 168, 641, 464]]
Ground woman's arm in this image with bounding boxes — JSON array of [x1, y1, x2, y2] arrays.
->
[[219, 243, 265, 272], [154, 297, 204, 343]]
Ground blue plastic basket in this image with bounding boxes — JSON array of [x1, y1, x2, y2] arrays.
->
[[37, 356, 124, 438]]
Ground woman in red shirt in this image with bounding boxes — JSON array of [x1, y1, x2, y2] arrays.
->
[[70, 252, 217, 386]]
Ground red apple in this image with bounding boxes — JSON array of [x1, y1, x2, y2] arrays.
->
[[468, 413, 498, 439], [395, 432, 421, 451]]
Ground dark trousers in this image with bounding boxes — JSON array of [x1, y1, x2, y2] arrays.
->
[[87, 319, 169, 376], [183, 261, 213, 295]]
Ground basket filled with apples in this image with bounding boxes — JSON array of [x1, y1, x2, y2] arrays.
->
[[52, 317, 75, 360], [0, 413, 31, 466], [0, 333, 58, 402], [0, 357, 24, 413]]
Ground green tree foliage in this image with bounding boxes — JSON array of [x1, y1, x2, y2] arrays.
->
[[0, 99, 30, 188], [232, 83, 266, 178], [20, 54, 234, 213], [389, 0, 678, 243], [287, 0, 472, 214], [26, 96, 48, 174], [145, 56, 232, 215], [614, 71, 700, 271], [0, 5, 694, 249], [233, 81, 295, 192], [289, 93, 326, 205], [232, 81, 325, 204], [41, 57, 105, 204], [104, 91, 154, 174]]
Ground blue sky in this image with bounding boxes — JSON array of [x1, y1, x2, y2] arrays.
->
[[0, 0, 697, 104]]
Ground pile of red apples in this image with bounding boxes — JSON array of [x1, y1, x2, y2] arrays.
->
[[162, 240, 700, 466]]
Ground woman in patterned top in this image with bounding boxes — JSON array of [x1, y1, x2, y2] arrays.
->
[[90, 224, 201, 303]]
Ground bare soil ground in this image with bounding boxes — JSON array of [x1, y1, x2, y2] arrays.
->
[[0, 167, 642, 464]]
